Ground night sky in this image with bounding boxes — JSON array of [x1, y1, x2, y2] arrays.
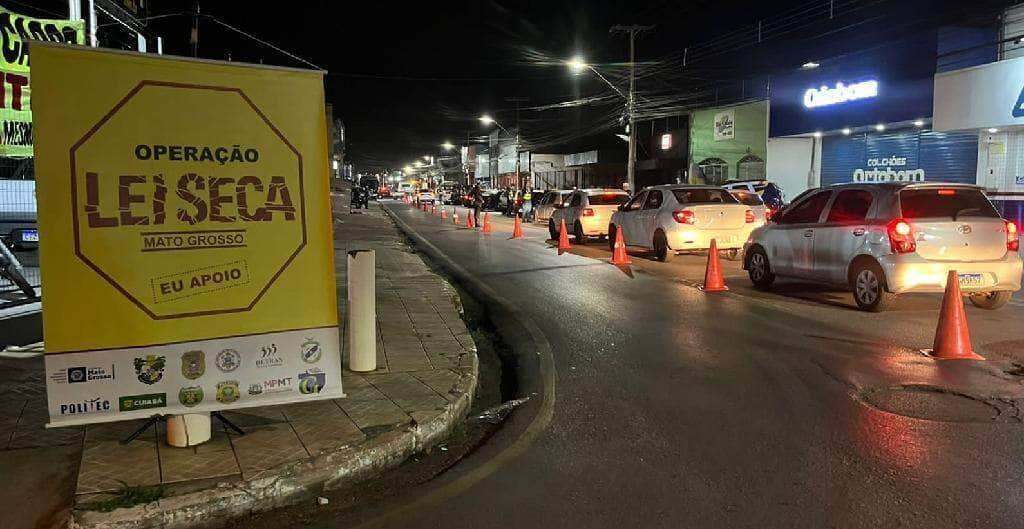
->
[[22, 0, 1019, 171]]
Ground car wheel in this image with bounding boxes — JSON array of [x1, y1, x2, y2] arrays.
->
[[608, 225, 617, 251], [747, 246, 775, 289], [548, 219, 558, 240], [968, 291, 1011, 310], [575, 222, 587, 245], [852, 261, 896, 312], [653, 230, 673, 262]]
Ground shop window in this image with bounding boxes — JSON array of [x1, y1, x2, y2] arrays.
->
[[737, 154, 766, 180], [698, 157, 729, 184]]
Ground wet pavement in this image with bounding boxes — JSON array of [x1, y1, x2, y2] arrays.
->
[[246, 200, 1024, 529]]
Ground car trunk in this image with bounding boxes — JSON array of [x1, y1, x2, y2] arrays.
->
[[684, 204, 748, 230], [587, 205, 618, 228], [911, 219, 1007, 261], [899, 187, 1007, 262]]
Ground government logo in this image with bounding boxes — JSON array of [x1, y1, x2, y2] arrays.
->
[[216, 380, 240, 404], [178, 386, 204, 407], [133, 355, 166, 385], [298, 368, 325, 394], [300, 338, 322, 364], [181, 350, 205, 380], [215, 348, 241, 372], [256, 343, 283, 368], [119, 393, 167, 412]]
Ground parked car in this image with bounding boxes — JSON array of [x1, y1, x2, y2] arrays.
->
[[360, 176, 380, 199], [742, 183, 1022, 311], [416, 189, 436, 204], [728, 190, 768, 225], [378, 185, 392, 198], [534, 190, 573, 225], [397, 182, 414, 197], [609, 185, 756, 262], [549, 189, 630, 243], [438, 181, 457, 204]]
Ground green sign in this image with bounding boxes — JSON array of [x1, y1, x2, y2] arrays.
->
[[118, 393, 167, 412]]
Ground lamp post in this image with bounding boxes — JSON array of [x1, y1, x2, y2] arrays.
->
[[480, 115, 517, 190], [567, 55, 635, 193]]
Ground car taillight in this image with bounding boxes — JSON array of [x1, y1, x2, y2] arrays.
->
[[582, 208, 594, 217], [765, 208, 775, 221], [887, 218, 916, 254], [672, 210, 695, 224], [745, 209, 755, 223], [1007, 220, 1019, 252]]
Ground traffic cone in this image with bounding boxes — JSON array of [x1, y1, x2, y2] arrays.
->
[[466, 212, 475, 229], [931, 270, 983, 360], [511, 214, 524, 239], [610, 227, 630, 265], [440, 208, 447, 220], [482, 212, 492, 234], [431, 204, 437, 215], [453, 211, 459, 225], [701, 239, 728, 292], [557, 219, 571, 251]]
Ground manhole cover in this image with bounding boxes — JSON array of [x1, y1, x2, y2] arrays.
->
[[861, 386, 998, 422]]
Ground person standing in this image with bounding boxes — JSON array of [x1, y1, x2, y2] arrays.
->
[[471, 184, 484, 225], [522, 189, 533, 220]]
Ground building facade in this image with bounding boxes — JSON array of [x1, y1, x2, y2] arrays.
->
[[689, 101, 768, 185]]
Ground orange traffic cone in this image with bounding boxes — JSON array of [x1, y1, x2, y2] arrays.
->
[[440, 208, 447, 220], [701, 239, 728, 292], [610, 227, 630, 265], [431, 204, 437, 215], [511, 214, 524, 239], [931, 270, 983, 360], [482, 212, 492, 234], [557, 219, 572, 251], [466, 212, 475, 229]]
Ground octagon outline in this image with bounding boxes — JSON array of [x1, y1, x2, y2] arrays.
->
[[68, 80, 308, 320]]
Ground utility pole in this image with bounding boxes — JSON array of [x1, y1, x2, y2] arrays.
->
[[190, 1, 200, 58], [611, 24, 654, 194], [506, 96, 529, 190]]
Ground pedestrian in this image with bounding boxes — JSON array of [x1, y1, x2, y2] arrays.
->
[[522, 189, 533, 220], [471, 184, 484, 225]]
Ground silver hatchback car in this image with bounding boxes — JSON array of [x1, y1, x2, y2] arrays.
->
[[743, 183, 1022, 311]]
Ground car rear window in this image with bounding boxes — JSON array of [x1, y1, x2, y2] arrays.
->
[[899, 188, 999, 219], [729, 191, 763, 206], [587, 193, 630, 205], [672, 189, 739, 204]]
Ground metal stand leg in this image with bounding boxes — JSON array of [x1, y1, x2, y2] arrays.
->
[[120, 415, 163, 445], [212, 412, 245, 436]]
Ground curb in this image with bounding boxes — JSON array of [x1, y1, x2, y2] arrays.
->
[[71, 289, 479, 527]]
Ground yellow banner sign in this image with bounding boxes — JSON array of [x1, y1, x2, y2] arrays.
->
[[0, 6, 84, 157], [32, 44, 340, 426]]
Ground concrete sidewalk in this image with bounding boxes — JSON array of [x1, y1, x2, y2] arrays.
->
[[0, 197, 478, 529]]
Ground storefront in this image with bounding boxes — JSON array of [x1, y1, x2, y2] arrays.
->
[[688, 101, 767, 185], [934, 55, 1024, 225], [768, 32, 982, 198]]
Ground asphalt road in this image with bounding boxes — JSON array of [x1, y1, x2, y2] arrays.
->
[[289, 201, 1024, 528]]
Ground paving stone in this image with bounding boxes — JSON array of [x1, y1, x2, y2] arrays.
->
[[337, 397, 410, 430], [158, 430, 240, 483], [9, 421, 84, 449], [219, 406, 287, 427], [76, 426, 160, 493], [285, 401, 364, 455], [412, 370, 465, 402], [370, 373, 449, 413], [230, 423, 309, 479]]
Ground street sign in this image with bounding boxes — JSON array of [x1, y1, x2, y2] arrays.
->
[[31, 43, 341, 427]]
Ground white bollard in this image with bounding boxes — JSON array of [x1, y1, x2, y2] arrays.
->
[[166, 412, 212, 447], [348, 249, 377, 372]]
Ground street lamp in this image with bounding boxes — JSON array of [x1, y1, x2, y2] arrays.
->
[[414, 161, 423, 167], [442, 141, 455, 151], [565, 55, 633, 192], [566, 55, 588, 75], [479, 114, 516, 188]]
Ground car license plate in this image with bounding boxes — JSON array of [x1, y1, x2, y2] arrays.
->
[[21, 229, 38, 242], [958, 273, 983, 287]]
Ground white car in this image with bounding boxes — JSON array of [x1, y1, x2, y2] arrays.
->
[[609, 185, 756, 261], [729, 190, 768, 225], [397, 182, 414, 197], [549, 189, 631, 243], [534, 190, 573, 224], [743, 183, 1022, 311], [416, 189, 435, 204]]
